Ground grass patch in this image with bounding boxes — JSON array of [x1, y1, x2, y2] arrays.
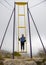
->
[[36, 61, 42, 65], [0, 61, 4, 65], [26, 59, 34, 61], [38, 50, 46, 59], [0, 54, 4, 60], [12, 52, 21, 56], [42, 58, 46, 62], [39, 53, 46, 58], [4, 54, 11, 58]]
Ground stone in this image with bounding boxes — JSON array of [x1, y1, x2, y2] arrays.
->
[[4, 59, 37, 65], [24, 61, 37, 65]]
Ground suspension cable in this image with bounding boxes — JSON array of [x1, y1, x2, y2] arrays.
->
[[0, 8, 14, 49], [3, 0, 13, 8], [30, 0, 46, 8], [0, 1, 10, 10], [28, 8, 46, 53]]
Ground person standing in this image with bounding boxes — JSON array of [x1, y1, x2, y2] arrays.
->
[[19, 34, 26, 51]]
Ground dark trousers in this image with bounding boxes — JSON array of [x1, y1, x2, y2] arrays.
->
[[21, 42, 24, 50]]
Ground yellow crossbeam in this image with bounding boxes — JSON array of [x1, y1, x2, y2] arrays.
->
[[18, 14, 25, 16], [18, 26, 26, 28], [15, 2, 27, 5], [18, 51, 27, 53]]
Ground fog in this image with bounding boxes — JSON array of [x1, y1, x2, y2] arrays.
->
[[0, 0, 46, 56]]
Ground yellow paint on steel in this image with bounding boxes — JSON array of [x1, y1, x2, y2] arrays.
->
[[17, 4, 27, 53], [18, 26, 26, 28], [18, 51, 27, 53], [18, 14, 25, 16], [24, 6, 27, 52], [15, 2, 27, 5], [18, 6, 19, 52]]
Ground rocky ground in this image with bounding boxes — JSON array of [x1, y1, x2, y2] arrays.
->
[[0, 56, 46, 65], [0, 50, 46, 65]]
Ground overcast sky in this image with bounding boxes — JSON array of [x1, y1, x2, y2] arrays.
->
[[0, 0, 46, 55]]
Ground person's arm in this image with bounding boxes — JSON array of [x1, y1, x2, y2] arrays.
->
[[24, 37, 26, 42], [18, 37, 20, 41]]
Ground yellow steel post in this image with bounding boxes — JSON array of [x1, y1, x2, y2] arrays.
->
[[24, 6, 27, 53], [15, 2, 28, 53]]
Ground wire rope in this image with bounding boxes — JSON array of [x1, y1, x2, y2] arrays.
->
[[28, 8, 46, 53], [0, 8, 14, 49]]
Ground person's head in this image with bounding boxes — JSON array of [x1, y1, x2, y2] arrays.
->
[[22, 34, 24, 37]]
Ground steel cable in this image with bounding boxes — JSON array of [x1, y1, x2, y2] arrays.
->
[[28, 8, 46, 53], [0, 8, 14, 49]]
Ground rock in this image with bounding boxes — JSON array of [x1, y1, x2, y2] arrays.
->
[[4, 60, 25, 65], [24, 61, 37, 65], [4, 59, 23, 65], [4, 59, 37, 65]]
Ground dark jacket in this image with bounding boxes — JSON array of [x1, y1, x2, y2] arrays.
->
[[19, 37, 26, 43]]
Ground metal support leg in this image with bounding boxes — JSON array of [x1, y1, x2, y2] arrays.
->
[[27, 3, 32, 58], [0, 8, 14, 49], [28, 8, 46, 53], [13, 3, 15, 59]]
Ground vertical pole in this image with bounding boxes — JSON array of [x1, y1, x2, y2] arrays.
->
[[27, 3, 32, 58], [13, 2, 15, 59], [18, 6, 19, 52]]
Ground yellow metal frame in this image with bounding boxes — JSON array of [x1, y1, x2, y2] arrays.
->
[[15, 2, 27, 5], [18, 26, 26, 28], [18, 14, 25, 16], [15, 2, 27, 53], [18, 6, 19, 52]]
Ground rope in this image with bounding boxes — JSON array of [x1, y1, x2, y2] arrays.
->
[[0, 8, 14, 49], [28, 8, 46, 53]]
